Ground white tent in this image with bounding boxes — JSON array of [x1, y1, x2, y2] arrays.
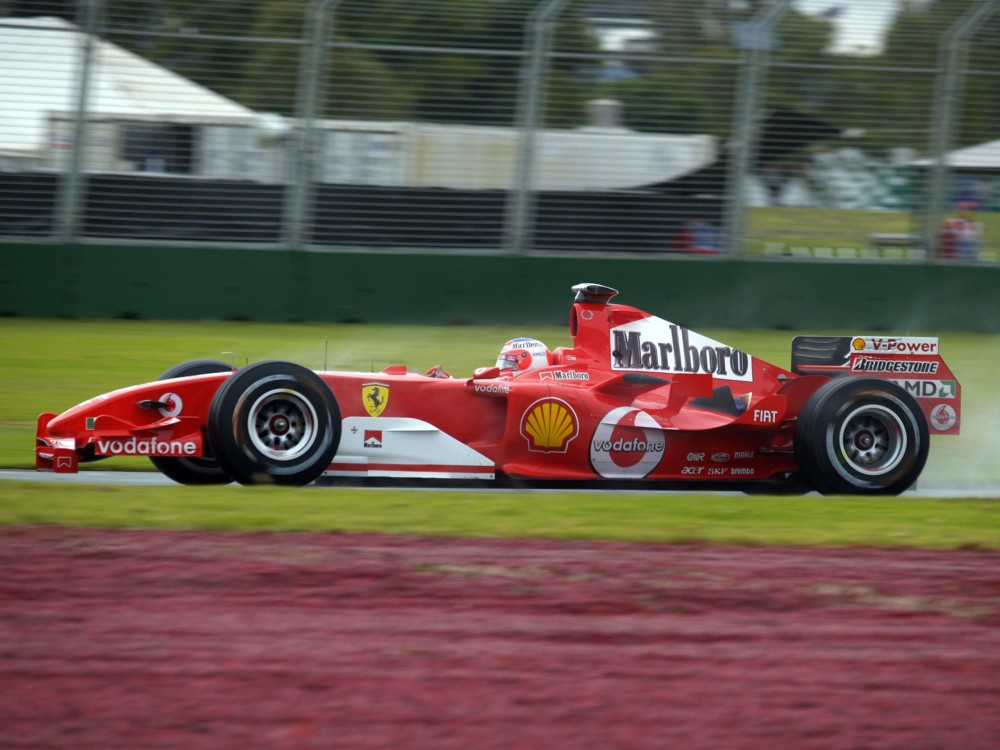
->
[[0, 16, 716, 187], [0, 16, 254, 160], [914, 139, 1000, 170]]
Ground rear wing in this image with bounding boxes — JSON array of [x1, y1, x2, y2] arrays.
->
[[791, 336, 961, 435]]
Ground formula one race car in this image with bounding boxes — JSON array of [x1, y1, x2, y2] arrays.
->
[[36, 283, 961, 494]]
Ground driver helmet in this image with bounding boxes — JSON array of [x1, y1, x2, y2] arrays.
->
[[496, 337, 553, 374]]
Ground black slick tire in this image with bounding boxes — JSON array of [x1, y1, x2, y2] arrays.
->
[[794, 377, 929, 495], [206, 360, 340, 486]]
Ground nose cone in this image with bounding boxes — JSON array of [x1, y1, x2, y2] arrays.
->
[[43, 381, 148, 436], [44, 397, 102, 436]]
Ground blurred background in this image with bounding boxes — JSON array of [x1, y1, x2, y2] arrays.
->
[[0, 0, 998, 325]]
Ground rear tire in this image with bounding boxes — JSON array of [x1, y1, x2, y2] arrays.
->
[[150, 359, 233, 485], [795, 378, 928, 495], [207, 361, 340, 486]]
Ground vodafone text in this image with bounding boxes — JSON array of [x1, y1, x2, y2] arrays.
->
[[96, 437, 197, 456], [591, 437, 665, 454]]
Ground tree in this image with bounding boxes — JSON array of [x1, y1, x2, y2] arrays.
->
[[599, 2, 837, 138], [98, 0, 598, 127], [104, 0, 263, 105], [333, 0, 599, 127], [880, 0, 1000, 151]]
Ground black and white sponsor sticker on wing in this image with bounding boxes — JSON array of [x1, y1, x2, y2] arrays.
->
[[610, 317, 753, 382]]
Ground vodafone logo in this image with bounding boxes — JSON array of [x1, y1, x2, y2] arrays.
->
[[929, 404, 957, 431], [589, 407, 665, 479], [158, 392, 183, 418], [95, 437, 197, 456]]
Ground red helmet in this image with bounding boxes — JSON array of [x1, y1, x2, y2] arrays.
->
[[496, 338, 552, 373]]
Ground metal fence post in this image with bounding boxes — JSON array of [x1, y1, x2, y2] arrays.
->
[[922, 0, 1000, 261], [722, 0, 792, 258], [283, 0, 339, 250], [503, 0, 573, 255], [56, 0, 103, 243]]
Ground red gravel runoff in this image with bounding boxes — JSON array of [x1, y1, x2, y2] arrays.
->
[[1, 527, 998, 749]]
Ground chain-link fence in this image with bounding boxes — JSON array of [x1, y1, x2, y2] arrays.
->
[[1, 0, 998, 261]]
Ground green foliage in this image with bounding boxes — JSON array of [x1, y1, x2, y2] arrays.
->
[[600, 74, 721, 135], [19, 0, 1000, 147], [128, 0, 598, 125], [105, 0, 266, 106], [880, 0, 1000, 150]]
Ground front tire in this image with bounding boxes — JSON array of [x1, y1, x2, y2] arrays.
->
[[795, 378, 929, 495], [207, 361, 341, 486], [150, 359, 233, 485]]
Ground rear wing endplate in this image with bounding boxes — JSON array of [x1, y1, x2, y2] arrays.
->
[[791, 336, 961, 435]]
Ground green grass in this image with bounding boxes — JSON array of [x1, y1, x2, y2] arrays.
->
[[746, 207, 1000, 260], [1, 317, 998, 547], [0, 481, 997, 548]]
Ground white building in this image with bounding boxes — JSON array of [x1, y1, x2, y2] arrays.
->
[[0, 16, 256, 172], [0, 15, 716, 190]]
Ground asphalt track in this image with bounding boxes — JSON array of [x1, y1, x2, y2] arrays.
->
[[0, 469, 995, 497]]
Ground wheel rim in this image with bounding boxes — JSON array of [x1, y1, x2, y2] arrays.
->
[[837, 404, 907, 477], [246, 389, 318, 461]]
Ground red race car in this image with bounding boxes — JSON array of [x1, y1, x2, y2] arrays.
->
[[36, 283, 961, 494]]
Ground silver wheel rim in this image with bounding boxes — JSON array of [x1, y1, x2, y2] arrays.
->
[[246, 388, 318, 461], [837, 404, 907, 477]]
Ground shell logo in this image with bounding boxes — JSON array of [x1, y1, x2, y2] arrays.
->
[[852, 337, 866, 351], [520, 398, 578, 453]]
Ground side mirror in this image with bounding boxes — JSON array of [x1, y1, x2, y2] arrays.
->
[[472, 366, 501, 379]]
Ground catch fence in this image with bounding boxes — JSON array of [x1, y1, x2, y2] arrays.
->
[[0, 0, 998, 262]]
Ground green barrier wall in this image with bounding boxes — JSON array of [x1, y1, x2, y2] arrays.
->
[[3, 243, 998, 331]]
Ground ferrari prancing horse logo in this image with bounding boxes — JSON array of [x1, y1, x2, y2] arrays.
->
[[362, 383, 389, 417]]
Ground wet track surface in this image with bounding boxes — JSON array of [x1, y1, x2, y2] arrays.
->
[[0, 469, 996, 497]]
